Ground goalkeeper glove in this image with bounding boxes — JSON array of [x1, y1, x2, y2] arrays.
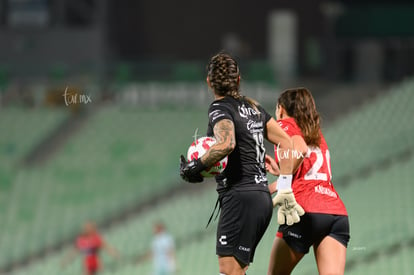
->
[[179, 155, 206, 183], [272, 174, 305, 225]]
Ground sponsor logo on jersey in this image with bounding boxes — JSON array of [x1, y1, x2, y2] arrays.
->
[[212, 113, 225, 121], [254, 174, 267, 184], [238, 104, 259, 119], [209, 110, 226, 122], [208, 110, 225, 122], [246, 120, 263, 131], [209, 109, 220, 117]]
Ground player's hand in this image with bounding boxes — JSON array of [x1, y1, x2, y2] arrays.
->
[[179, 155, 205, 183], [265, 154, 280, 176], [272, 189, 305, 226]]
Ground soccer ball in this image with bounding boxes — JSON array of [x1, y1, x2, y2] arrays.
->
[[187, 136, 228, 177]]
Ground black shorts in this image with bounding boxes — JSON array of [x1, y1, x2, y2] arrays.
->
[[216, 189, 273, 266], [277, 213, 350, 254]]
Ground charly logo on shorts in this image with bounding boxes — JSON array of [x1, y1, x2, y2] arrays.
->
[[287, 231, 302, 239], [238, 245, 251, 252], [219, 235, 227, 245]]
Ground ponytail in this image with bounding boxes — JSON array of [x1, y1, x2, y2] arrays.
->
[[207, 53, 260, 114]]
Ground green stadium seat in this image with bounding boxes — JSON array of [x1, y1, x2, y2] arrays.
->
[[3, 79, 414, 273], [325, 79, 414, 182]]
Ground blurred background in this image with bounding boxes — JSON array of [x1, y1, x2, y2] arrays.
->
[[0, 0, 413, 274]]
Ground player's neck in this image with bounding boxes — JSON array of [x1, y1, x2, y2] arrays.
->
[[214, 94, 225, 100], [278, 115, 293, 122]]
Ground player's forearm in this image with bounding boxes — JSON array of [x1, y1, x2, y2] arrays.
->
[[275, 137, 294, 175], [202, 119, 236, 167], [201, 143, 234, 167], [266, 119, 294, 175], [292, 156, 304, 174], [290, 135, 307, 174]]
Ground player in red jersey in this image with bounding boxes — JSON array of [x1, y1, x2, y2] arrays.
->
[[61, 221, 120, 275], [266, 88, 350, 275]]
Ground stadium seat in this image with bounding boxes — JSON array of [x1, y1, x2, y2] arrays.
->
[[3, 79, 414, 274], [324, 79, 414, 182]]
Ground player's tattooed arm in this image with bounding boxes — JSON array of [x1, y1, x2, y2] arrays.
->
[[201, 119, 236, 167]]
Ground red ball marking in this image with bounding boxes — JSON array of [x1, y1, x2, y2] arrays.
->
[[202, 139, 211, 151], [191, 152, 199, 160]]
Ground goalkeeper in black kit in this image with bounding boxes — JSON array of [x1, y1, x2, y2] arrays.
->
[[180, 53, 304, 275]]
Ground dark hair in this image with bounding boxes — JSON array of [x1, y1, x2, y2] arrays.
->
[[278, 87, 321, 147], [207, 53, 259, 111]]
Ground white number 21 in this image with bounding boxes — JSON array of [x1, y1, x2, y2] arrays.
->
[[304, 147, 332, 182]]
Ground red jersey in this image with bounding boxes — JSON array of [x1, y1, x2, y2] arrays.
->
[[275, 118, 347, 216], [76, 233, 102, 272]]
